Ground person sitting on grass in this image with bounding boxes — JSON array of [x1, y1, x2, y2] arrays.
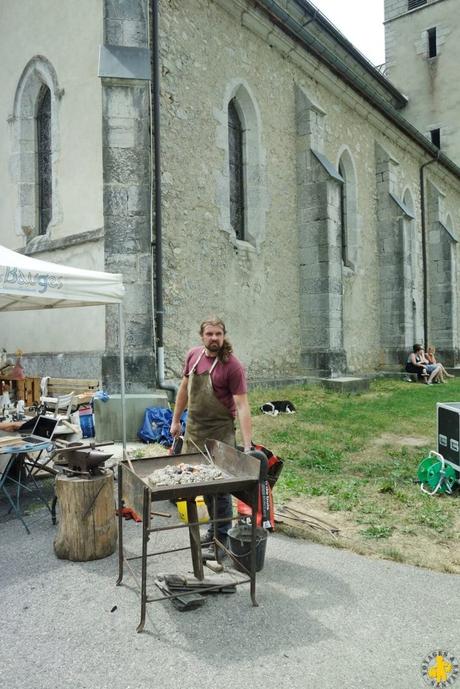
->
[[426, 346, 454, 383], [405, 344, 441, 384], [421, 348, 443, 384]]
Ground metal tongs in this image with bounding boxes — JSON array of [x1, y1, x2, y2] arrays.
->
[[188, 438, 214, 465]]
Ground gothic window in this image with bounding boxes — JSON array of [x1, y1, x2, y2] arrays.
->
[[37, 85, 52, 235], [403, 189, 418, 346], [228, 99, 245, 241], [427, 27, 437, 58], [338, 159, 348, 267], [338, 149, 358, 271], [217, 83, 266, 250], [12, 57, 60, 241], [430, 128, 441, 148]]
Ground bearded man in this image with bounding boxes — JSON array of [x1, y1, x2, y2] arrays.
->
[[170, 317, 253, 552]]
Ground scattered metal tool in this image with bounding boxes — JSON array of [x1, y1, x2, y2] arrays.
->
[[154, 576, 206, 611], [275, 504, 340, 537]]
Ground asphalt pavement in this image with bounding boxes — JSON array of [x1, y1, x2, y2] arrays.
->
[[1, 489, 459, 689]]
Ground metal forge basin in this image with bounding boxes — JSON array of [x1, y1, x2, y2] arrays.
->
[[117, 439, 263, 631], [120, 438, 261, 509]]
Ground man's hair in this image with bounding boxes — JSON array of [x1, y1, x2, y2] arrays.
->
[[413, 343, 423, 353], [199, 317, 226, 335], [199, 317, 233, 363]]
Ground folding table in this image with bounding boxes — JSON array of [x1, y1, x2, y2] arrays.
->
[[0, 439, 55, 533]]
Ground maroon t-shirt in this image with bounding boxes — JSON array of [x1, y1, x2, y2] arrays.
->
[[183, 346, 247, 417]]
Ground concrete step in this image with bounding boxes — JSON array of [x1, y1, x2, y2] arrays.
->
[[320, 376, 370, 393]]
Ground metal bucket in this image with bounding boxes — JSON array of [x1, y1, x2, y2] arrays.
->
[[228, 524, 268, 573]]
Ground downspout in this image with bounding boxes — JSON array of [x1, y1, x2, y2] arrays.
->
[[420, 151, 440, 349], [149, 0, 178, 399]]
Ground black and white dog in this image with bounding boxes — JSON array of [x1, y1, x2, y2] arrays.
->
[[260, 400, 296, 416]]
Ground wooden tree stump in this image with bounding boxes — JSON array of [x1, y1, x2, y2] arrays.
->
[[54, 470, 117, 561]]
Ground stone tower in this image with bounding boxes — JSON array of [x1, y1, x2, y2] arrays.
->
[[384, 0, 460, 166]]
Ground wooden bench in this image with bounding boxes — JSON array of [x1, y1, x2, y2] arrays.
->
[[47, 377, 99, 396], [46, 378, 100, 407], [1, 376, 100, 407]]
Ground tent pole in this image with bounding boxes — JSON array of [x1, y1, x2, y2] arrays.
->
[[118, 302, 127, 461]]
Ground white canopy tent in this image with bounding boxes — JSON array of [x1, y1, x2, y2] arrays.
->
[[0, 244, 127, 455]]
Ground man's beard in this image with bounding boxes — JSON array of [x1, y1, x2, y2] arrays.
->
[[206, 342, 221, 353]]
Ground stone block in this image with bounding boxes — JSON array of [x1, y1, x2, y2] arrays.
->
[[94, 392, 169, 442], [103, 85, 149, 120], [122, 19, 148, 47], [137, 253, 152, 281], [19, 184, 34, 207], [104, 215, 150, 253], [105, 0, 146, 22], [122, 281, 152, 315], [301, 349, 347, 375], [106, 125, 137, 149], [103, 146, 149, 184], [20, 204, 35, 229], [104, 186, 128, 215], [125, 317, 153, 349], [128, 185, 149, 214], [102, 352, 156, 393], [321, 377, 370, 394], [23, 352, 102, 379], [19, 153, 35, 183], [105, 19, 123, 45], [104, 253, 138, 280]]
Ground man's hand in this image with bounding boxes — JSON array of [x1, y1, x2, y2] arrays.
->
[[170, 420, 182, 438]]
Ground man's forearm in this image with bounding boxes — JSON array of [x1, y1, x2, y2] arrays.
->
[[239, 411, 252, 451], [0, 420, 22, 432], [234, 394, 252, 450], [172, 378, 188, 424]]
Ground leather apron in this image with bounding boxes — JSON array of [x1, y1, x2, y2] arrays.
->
[[182, 349, 235, 453]]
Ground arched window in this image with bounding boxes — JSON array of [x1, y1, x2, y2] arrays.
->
[[403, 189, 416, 284], [337, 149, 358, 271], [402, 189, 418, 345], [11, 56, 60, 241], [216, 82, 266, 250], [338, 159, 348, 266], [228, 99, 245, 241], [36, 85, 52, 235]]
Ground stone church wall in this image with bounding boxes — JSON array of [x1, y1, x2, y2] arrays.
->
[[158, 0, 460, 376], [1, 0, 460, 384]]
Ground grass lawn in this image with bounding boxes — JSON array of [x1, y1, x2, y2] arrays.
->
[[246, 378, 460, 573]]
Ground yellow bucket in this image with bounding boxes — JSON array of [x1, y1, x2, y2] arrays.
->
[[176, 496, 208, 524]]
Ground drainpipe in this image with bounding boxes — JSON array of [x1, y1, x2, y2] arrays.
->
[[150, 0, 178, 399], [420, 151, 440, 349]]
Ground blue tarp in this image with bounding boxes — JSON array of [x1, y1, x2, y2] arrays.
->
[[138, 407, 187, 446]]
